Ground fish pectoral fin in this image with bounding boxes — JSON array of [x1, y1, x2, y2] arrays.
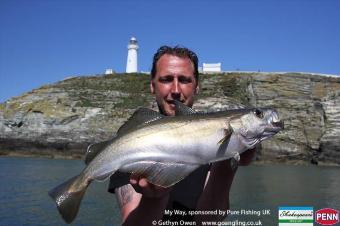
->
[[85, 139, 113, 165], [121, 161, 200, 188], [217, 128, 233, 145], [216, 128, 234, 158]]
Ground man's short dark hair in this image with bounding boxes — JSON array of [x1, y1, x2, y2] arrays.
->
[[151, 45, 199, 81]]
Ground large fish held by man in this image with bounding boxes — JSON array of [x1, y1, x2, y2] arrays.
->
[[49, 100, 284, 223]]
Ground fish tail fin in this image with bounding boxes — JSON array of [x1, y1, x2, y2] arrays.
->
[[48, 174, 89, 224]]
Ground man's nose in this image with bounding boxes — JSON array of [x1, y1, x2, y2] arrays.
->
[[171, 78, 181, 94], [170, 79, 181, 99]]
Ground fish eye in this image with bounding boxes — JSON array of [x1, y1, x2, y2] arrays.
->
[[254, 109, 264, 118]]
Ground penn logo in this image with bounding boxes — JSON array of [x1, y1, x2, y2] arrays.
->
[[315, 208, 339, 225]]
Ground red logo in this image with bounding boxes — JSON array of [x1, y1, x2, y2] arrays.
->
[[315, 208, 339, 225]]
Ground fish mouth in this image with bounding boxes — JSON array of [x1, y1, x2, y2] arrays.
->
[[262, 120, 284, 138], [267, 110, 284, 131], [272, 120, 284, 130]]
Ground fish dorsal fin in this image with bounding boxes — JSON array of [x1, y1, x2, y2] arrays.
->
[[85, 139, 112, 165], [117, 108, 163, 135], [173, 100, 196, 116]]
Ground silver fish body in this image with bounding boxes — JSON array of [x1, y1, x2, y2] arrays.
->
[[86, 116, 226, 179], [49, 103, 283, 223]]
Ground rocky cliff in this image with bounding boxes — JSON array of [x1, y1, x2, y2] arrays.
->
[[0, 72, 339, 164]]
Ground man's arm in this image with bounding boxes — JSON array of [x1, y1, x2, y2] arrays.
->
[[115, 177, 171, 226], [195, 149, 256, 223], [195, 159, 236, 223]]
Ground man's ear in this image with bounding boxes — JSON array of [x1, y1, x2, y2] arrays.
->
[[150, 81, 155, 94]]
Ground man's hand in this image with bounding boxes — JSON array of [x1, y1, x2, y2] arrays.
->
[[195, 148, 256, 224], [117, 176, 171, 226], [130, 175, 172, 198]]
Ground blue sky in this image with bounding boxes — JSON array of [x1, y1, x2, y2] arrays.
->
[[1, 0, 339, 103]]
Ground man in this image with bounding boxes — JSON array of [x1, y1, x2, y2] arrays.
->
[[108, 46, 255, 225]]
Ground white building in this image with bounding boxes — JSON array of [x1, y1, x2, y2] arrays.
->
[[105, 69, 113, 74], [126, 37, 139, 73], [202, 63, 222, 72]]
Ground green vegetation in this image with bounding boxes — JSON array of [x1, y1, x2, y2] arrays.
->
[[0, 72, 261, 115], [53, 73, 152, 109], [198, 73, 251, 105], [114, 95, 149, 109]]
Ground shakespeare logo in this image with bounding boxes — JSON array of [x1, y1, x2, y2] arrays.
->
[[279, 206, 313, 226]]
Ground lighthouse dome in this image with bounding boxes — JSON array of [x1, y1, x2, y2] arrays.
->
[[129, 37, 138, 44]]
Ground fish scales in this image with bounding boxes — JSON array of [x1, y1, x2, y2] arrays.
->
[[85, 116, 226, 181]]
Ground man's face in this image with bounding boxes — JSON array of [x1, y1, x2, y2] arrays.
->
[[150, 54, 198, 116]]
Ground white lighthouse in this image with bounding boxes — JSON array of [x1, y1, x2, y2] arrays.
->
[[126, 37, 139, 73]]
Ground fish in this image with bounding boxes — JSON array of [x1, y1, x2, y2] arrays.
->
[[48, 101, 284, 223]]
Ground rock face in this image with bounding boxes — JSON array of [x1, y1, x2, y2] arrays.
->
[[0, 72, 339, 164]]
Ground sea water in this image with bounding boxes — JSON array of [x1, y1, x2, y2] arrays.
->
[[0, 157, 339, 226]]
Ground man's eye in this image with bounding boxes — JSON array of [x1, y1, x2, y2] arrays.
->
[[178, 76, 192, 84], [159, 76, 173, 83]]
